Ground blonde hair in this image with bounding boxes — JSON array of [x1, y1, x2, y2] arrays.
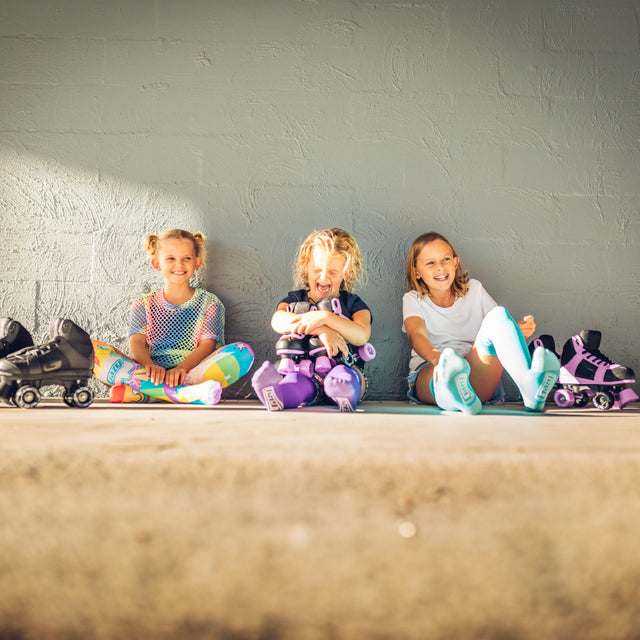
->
[[294, 228, 364, 293], [405, 232, 469, 299], [144, 229, 207, 264]]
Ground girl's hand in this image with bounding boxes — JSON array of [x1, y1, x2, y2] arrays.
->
[[144, 363, 166, 385], [291, 310, 330, 335], [165, 366, 188, 387], [518, 315, 536, 340], [317, 328, 349, 358]]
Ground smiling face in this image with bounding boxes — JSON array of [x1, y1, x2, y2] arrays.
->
[[414, 239, 460, 295], [152, 237, 202, 286], [306, 246, 348, 302]]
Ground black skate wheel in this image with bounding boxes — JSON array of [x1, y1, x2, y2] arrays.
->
[[573, 391, 590, 408], [66, 386, 94, 408], [13, 385, 41, 409], [592, 391, 614, 411]]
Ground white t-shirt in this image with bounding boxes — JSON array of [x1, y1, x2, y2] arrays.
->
[[402, 279, 497, 372]]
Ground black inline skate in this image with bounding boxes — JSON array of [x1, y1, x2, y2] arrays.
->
[[0, 318, 95, 409], [0, 317, 34, 358]]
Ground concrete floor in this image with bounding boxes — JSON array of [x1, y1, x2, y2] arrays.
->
[[2, 397, 640, 640], [2, 398, 639, 459]]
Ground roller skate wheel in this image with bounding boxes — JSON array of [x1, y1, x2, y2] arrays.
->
[[592, 391, 614, 411], [298, 360, 314, 378], [358, 343, 376, 362], [64, 386, 94, 408], [314, 355, 333, 376], [277, 358, 296, 375], [553, 388, 575, 409], [13, 385, 41, 409], [573, 391, 590, 407]]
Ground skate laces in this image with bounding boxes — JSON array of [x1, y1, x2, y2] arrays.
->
[[581, 345, 613, 367], [19, 340, 58, 360]]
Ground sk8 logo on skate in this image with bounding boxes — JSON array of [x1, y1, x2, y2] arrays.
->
[[43, 359, 63, 372], [262, 386, 284, 411], [535, 372, 557, 401]]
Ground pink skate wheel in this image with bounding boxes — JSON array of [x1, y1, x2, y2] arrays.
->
[[298, 360, 314, 378], [553, 388, 575, 408], [358, 343, 376, 362], [277, 358, 296, 375], [314, 355, 333, 376]]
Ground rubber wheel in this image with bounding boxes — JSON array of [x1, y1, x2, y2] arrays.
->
[[573, 392, 590, 407], [298, 360, 314, 378], [70, 386, 94, 408], [13, 385, 41, 409], [592, 391, 614, 411], [358, 343, 376, 362], [553, 388, 575, 408]]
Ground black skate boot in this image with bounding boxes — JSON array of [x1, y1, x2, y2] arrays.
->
[[557, 329, 637, 410], [0, 317, 34, 358], [0, 318, 95, 409], [528, 334, 559, 360]]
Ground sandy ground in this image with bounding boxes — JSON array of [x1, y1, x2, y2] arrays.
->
[[1, 398, 640, 639]]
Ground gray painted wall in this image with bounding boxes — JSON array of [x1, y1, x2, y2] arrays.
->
[[1, 0, 639, 401]]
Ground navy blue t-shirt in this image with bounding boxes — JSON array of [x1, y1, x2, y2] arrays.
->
[[278, 289, 372, 370], [279, 289, 372, 323]]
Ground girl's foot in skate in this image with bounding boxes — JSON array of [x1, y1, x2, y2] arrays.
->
[[323, 364, 364, 412], [252, 361, 286, 411], [251, 360, 318, 411], [433, 348, 481, 415]]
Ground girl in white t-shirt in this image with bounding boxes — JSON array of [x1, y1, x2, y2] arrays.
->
[[402, 232, 559, 414]]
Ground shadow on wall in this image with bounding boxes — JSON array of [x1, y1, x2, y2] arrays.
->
[[0, 147, 411, 401]]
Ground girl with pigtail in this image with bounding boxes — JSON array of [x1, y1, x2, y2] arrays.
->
[[92, 228, 254, 405]]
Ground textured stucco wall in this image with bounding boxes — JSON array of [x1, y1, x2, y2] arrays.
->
[[1, 0, 639, 401]]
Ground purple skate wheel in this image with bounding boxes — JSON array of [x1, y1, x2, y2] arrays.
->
[[314, 355, 333, 376], [553, 388, 575, 408], [358, 343, 376, 362], [277, 358, 296, 375], [298, 359, 314, 378]]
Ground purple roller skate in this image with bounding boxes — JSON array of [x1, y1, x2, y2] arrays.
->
[[275, 301, 314, 378], [557, 330, 637, 410], [315, 298, 376, 367]]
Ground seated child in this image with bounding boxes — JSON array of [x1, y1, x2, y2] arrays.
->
[[252, 228, 373, 412], [93, 228, 253, 405], [403, 231, 559, 414]]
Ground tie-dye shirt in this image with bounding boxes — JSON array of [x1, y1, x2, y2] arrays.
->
[[129, 288, 225, 369]]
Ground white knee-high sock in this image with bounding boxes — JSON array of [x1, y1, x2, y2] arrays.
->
[[475, 307, 559, 411]]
